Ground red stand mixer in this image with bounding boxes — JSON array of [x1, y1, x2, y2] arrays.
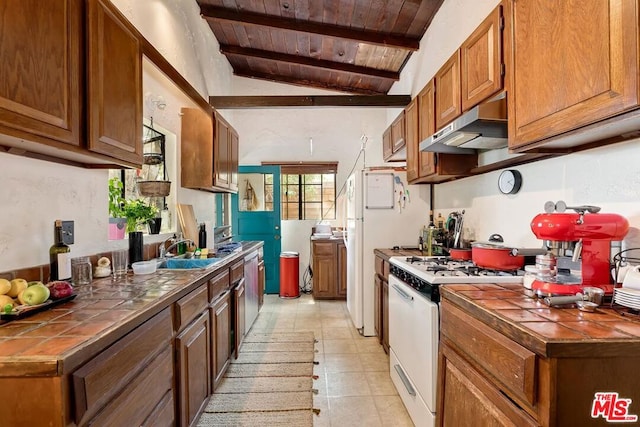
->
[[530, 202, 629, 296]]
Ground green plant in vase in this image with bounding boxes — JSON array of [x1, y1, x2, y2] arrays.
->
[[122, 198, 159, 233]]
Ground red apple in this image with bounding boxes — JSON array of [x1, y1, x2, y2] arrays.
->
[[47, 281, 74, 299]]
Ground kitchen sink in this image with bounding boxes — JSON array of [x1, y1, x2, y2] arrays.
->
[[155, 256, 223, 270]]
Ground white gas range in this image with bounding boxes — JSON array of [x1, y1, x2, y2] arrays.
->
[[387, 256, 524, 427]]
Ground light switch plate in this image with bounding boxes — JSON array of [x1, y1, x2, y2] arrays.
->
[[61, 220, 74, 245]]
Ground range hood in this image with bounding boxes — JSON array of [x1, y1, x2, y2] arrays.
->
[[420, 97, 507, 154]]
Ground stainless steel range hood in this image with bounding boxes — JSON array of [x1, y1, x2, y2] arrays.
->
[[420, 97, 507, 154]]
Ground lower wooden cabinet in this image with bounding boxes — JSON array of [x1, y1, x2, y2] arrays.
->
[[211, 290, 231, 389], [312, 240, 347, 299], [374, 255, 390, 353], [233, 279, 246, 357], [258, 259, 265, 309], [176, 311, 211, 427]]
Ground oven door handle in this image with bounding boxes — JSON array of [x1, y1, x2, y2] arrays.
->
[[392, 284, 414, 301], [394, 364, 416, 396]]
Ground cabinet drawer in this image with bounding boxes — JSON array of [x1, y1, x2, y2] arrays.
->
[[209, 268, 230, 302], [175, 285, 209, 332], [440, 301, 536, 406], [89, 346, 174, 426], [72, 308, 172, 424], [314, 241, 336, 256], [141, 390, 174, 427], [230, 260, 244, 284]]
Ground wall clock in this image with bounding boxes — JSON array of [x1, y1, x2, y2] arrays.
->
[[498, 169, 522, 194]]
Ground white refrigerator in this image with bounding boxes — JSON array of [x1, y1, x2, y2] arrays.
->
[[345, 168, 430, 336]]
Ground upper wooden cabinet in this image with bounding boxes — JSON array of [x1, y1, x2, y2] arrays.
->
[[508, 0, 640, 150], [435, 51, 462, 131], [461, 5, 504, 112], [0, 0, 143, 168], [407, 80, 477, 184], [0, 0, 82, 148], [180, 107, 239, 193], [87, 0, 143, 166], [383, 111, 407, 162]]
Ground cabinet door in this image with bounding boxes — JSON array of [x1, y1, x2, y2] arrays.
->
[[229, 127, 239, 192], [435, 50, 462, 131], [391, 111, 405, 152], [417, 81, 437, 178], [509, 0, 639, 149], [437, 342, 537, 427], [382, 279, 389, 354], [176, 312, 211, 427], [461, 5, 503, 112], [233, 279, 246, 357], [382, 127, 393, 160], [0, 0, 81, 147], [214, 114, 230, 188], [405, 98, 420, 182], [374, 275, 382, 343], [337, 242, 347, 298], [212, 291, 231, 389], [312, 242, 337, 299], [181, 107, 214, 190], [87, 0, 142, 166]]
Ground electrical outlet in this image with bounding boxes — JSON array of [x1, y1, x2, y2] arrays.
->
[[61, 220, 74, 245]]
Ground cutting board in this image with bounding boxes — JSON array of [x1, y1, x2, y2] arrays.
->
[[177, 204, 198, 244]]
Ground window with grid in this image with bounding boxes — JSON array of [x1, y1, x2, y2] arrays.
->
[[263, 162, 337, 220]]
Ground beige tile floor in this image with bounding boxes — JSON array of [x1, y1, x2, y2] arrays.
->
[[251, 294, 414, 427]]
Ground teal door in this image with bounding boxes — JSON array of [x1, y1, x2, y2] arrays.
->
[[232, 166, 281, 294]]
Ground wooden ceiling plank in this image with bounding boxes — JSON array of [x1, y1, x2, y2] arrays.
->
[[350, 0, 369, 30], [220, 44, 400, 80], [336, 0, 355, 28], [392, 0, 421, 35], [200, 4, 420, 50], [406, 0, 445, 36], [209, 94, 412, 108]]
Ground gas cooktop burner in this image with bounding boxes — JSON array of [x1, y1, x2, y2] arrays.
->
[[389, 256, 525, 285]]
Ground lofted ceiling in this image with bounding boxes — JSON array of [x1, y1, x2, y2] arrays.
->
[[197, 0, 444, 99]]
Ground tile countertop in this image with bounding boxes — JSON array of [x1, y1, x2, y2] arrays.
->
[[0, 241, 262, 377], [441, 284, 640, 359]]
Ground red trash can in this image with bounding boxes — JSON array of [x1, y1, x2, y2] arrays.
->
[[280, 252, 300, 298]]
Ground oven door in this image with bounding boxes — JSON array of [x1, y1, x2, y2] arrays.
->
[[389, 274, 439, 414]]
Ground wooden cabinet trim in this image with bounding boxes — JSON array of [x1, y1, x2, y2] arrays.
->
[[441, 300, 536, 407]]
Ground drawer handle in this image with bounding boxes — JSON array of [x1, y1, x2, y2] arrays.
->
[[392, 284, 413, 301], [394, 364, 416, 396]]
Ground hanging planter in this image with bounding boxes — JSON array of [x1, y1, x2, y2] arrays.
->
[[137, 180, 171, 197]]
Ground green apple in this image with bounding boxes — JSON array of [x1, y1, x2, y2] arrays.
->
[[21, 284, 50, 306], [28, 281, 44, 287]]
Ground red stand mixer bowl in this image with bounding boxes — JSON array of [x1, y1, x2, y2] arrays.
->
[[449, 248, 472, 261]]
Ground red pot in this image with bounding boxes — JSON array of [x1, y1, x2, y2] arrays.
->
[[471, 243, 525, 271], [449, 248, 472, 261]]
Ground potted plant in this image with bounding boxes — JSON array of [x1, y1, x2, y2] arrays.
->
[[122, 198, 159, 234], [108, 177, 127, 240], [122, 198, 158, 265]]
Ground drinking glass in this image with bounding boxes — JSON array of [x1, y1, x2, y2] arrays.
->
[[71, 256, 92, 286], [112, 249, 128, 279]]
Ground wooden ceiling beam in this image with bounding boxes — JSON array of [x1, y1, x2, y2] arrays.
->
[[209, 95, 412, 109], [220, 45, 400, 81], [200, 5, 420, 51]]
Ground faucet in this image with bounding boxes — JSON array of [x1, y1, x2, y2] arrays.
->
[[158, 236, 194, 258]]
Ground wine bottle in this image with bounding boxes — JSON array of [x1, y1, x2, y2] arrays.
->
[[199, 223, 207, 249], [50, 220, 71, 281]]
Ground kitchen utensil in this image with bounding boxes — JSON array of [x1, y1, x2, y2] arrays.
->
[[622, 265, 640, 290], [449, 248, 472, 260], [582, 286, 605, 305], [576, 301, 598, 312], [471, 234, 524, 270], [131, 260, 157, 275]]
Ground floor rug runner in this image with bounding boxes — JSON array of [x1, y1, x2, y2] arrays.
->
[[197, 330, 317, 427]]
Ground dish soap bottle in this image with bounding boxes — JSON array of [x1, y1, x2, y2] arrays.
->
[[50, 219, 71, 281]]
